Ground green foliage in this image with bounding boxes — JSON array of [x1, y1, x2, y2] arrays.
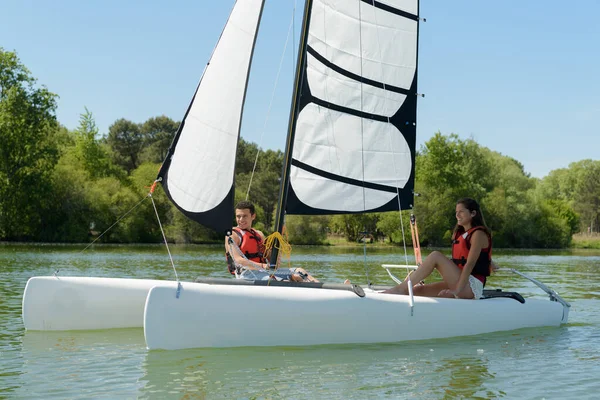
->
[[536, 159, 600, 234], [376, 211, 412, 244], [0, 48, 59, 240], [411, 132, 581, 249], [106, 118, 144, 174], [1, 51, 596, 248], [414, 133, 493, 245], [235, 140, 283, 231], [138, 115, 179, 164], [329, 213, 379, 242], [285, 215, 329, 245], [571, 160, 600, 233], [72, 108, 125, 180]]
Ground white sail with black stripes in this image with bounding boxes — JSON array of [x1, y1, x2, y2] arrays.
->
[[283, 0, 419, 215], [157, 0, 265, 234]]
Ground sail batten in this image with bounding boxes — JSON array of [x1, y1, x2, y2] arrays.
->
[[311, 97, 393, 122], [360, 0, 419, 21], [292, 159, 406, 194], [307, 46, 410, 95]]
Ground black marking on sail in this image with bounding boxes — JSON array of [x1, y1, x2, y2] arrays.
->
[[307, 46, 410, 96], [312, 96, 388, 123], [292, 159, 401, 194], [360, 0, 419, 22]]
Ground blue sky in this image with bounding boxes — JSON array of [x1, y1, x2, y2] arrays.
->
[[2, 0, 598, 178]]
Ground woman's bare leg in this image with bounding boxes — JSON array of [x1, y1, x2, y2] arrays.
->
[[382, 251, 466, 295], [412, 281, 448, 297]]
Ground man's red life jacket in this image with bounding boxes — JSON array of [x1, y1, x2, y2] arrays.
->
[[225, 227, 266, 274], [451, 226, 492, 285]]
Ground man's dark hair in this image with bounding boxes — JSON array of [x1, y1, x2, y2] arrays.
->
[[235, 200, 255, 215]]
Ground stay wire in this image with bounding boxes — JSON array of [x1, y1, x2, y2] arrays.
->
[[150, 192, 179, 283], [79, 195, 149, 254], [246, 2, 298, 200], [57, 192, 151, 276]]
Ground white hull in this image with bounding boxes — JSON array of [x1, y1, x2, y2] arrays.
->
[[22, 277, 168, 330], [22, 276, 569, 349], [144, 281, 568, 350]]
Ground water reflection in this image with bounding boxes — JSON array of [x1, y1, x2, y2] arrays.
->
[[434, 355, 496, 399], [17, 330, 146, 399], [138, 341, 511, 399]]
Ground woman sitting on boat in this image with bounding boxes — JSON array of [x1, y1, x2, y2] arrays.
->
[[225, 200, 318, 282], [383, 197, 492, 299]]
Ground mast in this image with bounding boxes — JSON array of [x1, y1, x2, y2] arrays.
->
[[272, 0, 314, 245]]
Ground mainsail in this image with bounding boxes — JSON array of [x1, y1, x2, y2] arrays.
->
[[282, 0, 419, 216], [157, 0, 265, 234]]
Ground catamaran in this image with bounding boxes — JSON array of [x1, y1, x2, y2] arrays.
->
[[22, 0, 570, 350]]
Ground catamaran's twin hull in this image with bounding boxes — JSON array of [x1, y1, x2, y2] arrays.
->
[[22, 277, 166, 331], [22, 277, 568, 350]]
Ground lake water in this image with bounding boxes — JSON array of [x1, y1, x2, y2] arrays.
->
[[1, 244, 599, 399]]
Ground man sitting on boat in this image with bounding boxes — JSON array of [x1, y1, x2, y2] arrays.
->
[[383, 198, 492, 299], [225, 200, 318, 282]]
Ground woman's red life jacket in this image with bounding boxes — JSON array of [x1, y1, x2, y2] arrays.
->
[[451, 226, 492, 284], [225, 227, 266, 274]]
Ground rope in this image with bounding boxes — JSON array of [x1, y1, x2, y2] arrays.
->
[[263, 231, 292, 268], [410, 214, 423, 265]]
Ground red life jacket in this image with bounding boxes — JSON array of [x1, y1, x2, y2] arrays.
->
[[225, 227, 266, 274], [451, 226, 492, 285]]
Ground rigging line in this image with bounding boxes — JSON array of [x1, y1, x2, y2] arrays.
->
[[357, 1, 371, 287], [371, 0, 412, 271], [150, 193, 179, 283], [79, 195, 149, 254], [245, 4, 297, 201]]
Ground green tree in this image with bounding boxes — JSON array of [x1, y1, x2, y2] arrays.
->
[[139, 115, 179, 164], [106, 118, 143, 174], [0, 48, 60, 240], [285, 215, 329, 245], [329, 213, 379, 242], [376, 211, 412, 244], [237, 148, 283, 231], [572, 160, 600, 233], [72, 108, 124, 179], [414, 133, 495, 245]]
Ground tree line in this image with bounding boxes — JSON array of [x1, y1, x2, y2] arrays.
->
[[1, 48, 598, 248]]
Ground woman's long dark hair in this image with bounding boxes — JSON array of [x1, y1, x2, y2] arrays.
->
[[452, 197, 490, 238]]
